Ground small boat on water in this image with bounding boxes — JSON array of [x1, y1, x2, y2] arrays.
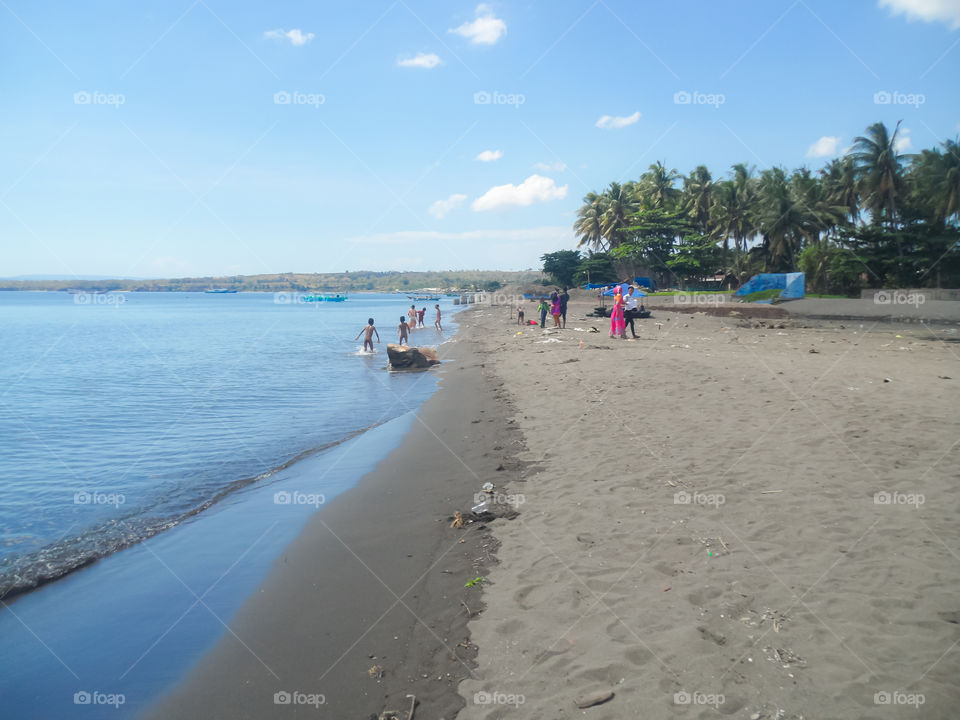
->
[[205, 288, 238, 293], [303, 294, 347, 302], [408, 295, 440, 301]]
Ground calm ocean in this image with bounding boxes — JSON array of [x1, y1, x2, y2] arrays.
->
[[0, 291, 460, 717]]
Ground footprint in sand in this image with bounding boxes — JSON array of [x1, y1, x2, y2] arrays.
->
[[687, 585, 723, 608]]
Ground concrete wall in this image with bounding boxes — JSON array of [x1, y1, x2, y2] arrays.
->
[[860, 288, 960, 301]]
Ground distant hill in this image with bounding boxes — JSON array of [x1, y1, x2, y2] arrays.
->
[[0, 270, 544, 293], [2, 274, 148, 281]]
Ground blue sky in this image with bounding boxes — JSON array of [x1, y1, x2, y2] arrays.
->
[[2, 0, 958, 277]]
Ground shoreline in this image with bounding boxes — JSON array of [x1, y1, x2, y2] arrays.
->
[[145, 307, 521, 719]]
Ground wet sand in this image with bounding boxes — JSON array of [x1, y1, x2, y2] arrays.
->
[[145, 320, 518, 719]]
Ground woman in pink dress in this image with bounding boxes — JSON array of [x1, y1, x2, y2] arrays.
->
[[609, 286, 626, 338], [549, 291, 562, 328]]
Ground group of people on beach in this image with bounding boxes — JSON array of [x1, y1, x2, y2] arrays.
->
[[518, 285, 644, 339], [518, 288, 570, 329], [354, 304, 442, 351]]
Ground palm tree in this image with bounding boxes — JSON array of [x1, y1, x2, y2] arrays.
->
[[638, 161, 681, 209], [821, 155, 860, 225], [713, 163, 758, 281], [756, 167, 805, 270], [851, 120, 907, 226], [911, 139, 960, 224], [683, 165, 714, 235], [598, 181, 642, 248], [574, 192, 606, 251]]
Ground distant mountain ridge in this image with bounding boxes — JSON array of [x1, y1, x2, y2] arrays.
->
[[0, 270, 541, 293]]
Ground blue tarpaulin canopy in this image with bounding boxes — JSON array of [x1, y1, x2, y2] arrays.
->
[[600, 283, 646, 297], [734, 272, 805, 300]]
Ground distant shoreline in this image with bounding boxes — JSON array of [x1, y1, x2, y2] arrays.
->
[[0, 270, 540, 294]]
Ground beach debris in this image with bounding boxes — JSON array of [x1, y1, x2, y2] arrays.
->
[[377, 710, 401, 720], [465, 576, 483, 588], [450, 511, 464, 529], [368, 664, 384, 679], [939, 375, 952, 379], [589, 327, 599, 333], [406, 694, 417, 720], [471, 500, 491, 516], [574, 689, 615, 708], [481, 481, 495, 493], [461, 600, 473, 617], [883, 377, 892, 383], [808, 348, 819, 353]]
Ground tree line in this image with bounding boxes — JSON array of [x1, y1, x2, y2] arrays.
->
[[547, 121, 959, 293]]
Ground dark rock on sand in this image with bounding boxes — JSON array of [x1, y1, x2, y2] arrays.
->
[[387, 343, 440, 369]]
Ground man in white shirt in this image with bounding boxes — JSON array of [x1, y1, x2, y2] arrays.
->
[[623, 286, 640, 338]]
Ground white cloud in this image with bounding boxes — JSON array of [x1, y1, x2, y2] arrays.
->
[[878, 0, 960, 29], [397, 52, 442, 69], [428, 193, 467, 219], [346, 226, 572, 245], [264, 28, 315, 46], [895, 127, 913, 152], [449, 4, 507, 45], [533, 161, 567, 172], [475, 149, 503, 162], [806, 135, 842, 158], [595, 111, 641, 130], [472, 174, 568, 211]]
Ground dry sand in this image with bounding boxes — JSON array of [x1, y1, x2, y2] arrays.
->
[[457, 299, 959, 719]]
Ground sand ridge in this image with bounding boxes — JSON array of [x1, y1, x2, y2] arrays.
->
[[457, 299, 959, 719]]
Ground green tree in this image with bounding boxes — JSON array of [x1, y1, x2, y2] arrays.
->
[[851, 120, 908, 227], [541, 250, 581, 287], [574, 251, 618, 285]]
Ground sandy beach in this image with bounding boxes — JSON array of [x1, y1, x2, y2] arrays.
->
[[145, 296, 959, 719], [457, 296, 959, 719]]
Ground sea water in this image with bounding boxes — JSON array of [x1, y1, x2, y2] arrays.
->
[[0, 291, 459, 716]]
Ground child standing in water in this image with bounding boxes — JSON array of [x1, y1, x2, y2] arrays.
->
[[434, 304, 443, 331], [354, 318, 380, 352], [397, 316, 410, 345]]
